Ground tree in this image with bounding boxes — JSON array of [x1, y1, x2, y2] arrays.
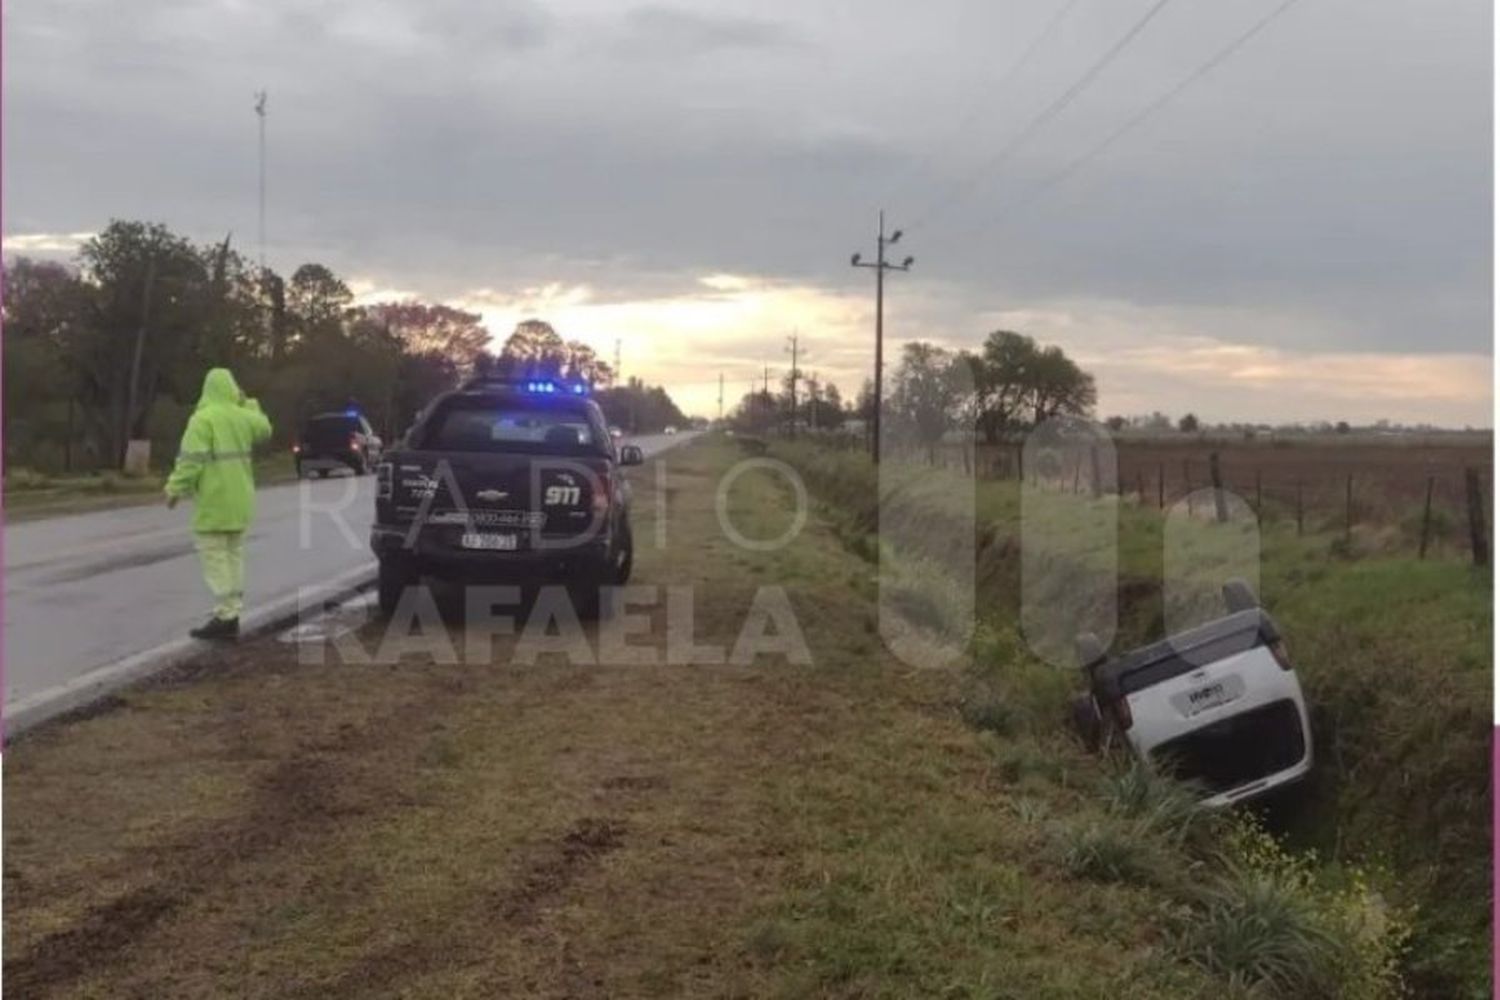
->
[[960, 330, 1095, 441], [1178, 413, 1200, 433], [889, 341, 965, 448], [1105, 415, 1127, 432], [364, 302, 490, 373], [75, 220, 212, 465], [497, 318, 567, 377], [287, 263, 353, 345], [563, 340, 614, 386], [2, 259, 92, 468], [1027, 344, 1095, 424]]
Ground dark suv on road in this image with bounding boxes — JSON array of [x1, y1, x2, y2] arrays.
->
[[370, 377, 643, 617], [295, 411, 383, 477]]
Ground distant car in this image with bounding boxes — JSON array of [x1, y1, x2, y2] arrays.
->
[[609, 426, 624, 441], [1070, 580, 1312, 808], [663, 425, 677, 435], [370, 377, 642, 618], [295, 411, 382, 477]]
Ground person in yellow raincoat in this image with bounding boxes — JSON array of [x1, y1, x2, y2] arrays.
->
[[164, 368, 273, 640]]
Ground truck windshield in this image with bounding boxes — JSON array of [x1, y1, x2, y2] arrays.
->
[[423, 399, 604, 455]]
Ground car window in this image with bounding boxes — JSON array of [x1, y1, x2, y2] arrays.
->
[[304, 415, 358, 437], [424, 401, 603, 454]]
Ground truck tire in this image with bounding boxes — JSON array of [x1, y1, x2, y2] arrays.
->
[[1223, 579, 1259, 613], [1075, 632, 1105, 672], [377, 558, 417, 619], [612, 521, 634, 585], [1070, 694, 1103, 753]]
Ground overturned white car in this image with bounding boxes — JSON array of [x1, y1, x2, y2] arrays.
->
[[1071, 581, 1313, 808]]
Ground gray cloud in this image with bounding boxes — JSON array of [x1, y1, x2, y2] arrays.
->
[[3, 0, 1490, 418], [610, 5, 805, 57]]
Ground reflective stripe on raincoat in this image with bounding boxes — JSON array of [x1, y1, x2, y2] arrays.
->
[[164, 368, 274, 532]]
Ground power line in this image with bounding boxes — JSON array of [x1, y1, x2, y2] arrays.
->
[[955, 0, 1308, 239], [912, 0, 1176, 230], [880, 0, 1085, 208]]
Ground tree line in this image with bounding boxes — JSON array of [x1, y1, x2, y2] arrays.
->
[[730, 329, 1096, 444], [2, 220, 685, 473]]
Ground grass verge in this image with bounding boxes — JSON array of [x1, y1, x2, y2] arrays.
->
[[772, 436, 1488, 999]]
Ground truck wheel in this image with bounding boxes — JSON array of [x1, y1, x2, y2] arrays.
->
[[1075, 632, 1105, 680], [1070, 694, 1103, 753], [569, 580, 605, 621], [1223, 579, 1259, 613], [377, 559, 417, 619], [612, 522, 634, 585]]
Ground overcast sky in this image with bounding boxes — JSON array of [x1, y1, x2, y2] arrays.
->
[[4, 0, 1492, 424]]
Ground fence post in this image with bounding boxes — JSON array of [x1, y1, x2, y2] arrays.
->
[[1465, 466, 1488, 567], [1209, 452, 1228, 523], [1157, 463, 1165, 509], [1419, 475, 1435, 560], [1255, 470, 1263, 520], [1344, 473, 1354, 545], [1296, 481, 1304, 536]]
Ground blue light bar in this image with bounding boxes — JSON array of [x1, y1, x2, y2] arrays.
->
[[519, 380, 588, 395]]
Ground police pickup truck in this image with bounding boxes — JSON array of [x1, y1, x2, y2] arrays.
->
[[371, 376, 642, 618]]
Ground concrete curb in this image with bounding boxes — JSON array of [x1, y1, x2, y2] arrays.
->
[[4, 561, 378, 739]]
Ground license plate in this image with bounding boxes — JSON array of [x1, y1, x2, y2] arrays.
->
[[1170, 674, 1246, 718], [460, 532, 518, 551]]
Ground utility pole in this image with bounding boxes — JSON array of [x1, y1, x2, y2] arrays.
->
[[717, 372, 724, 423], [785, 331, 800, 440], [254, 90, 267, 276], [851, 209, 914, 465]]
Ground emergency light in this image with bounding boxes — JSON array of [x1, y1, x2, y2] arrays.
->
[[522, 380, 589, 396]]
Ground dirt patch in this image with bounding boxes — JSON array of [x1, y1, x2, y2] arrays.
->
[[495, 817, 626, 923]]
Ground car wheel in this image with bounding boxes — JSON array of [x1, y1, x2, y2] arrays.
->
[[612, 522, 634, 585], [1223, 579, 1259, 613], [377, 558, 418, 619], [569, 579, 605, 621], [1070, 694, 1103, 753]]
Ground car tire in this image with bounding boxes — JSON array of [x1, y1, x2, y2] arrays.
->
[[1070, 694, 1103, 753], [569, 580, 605, 621], [377, 558, 418, 619], [612, 521, 634, 585], [1223, 579, 1259, 613], [1075, 632, 1105, 672]]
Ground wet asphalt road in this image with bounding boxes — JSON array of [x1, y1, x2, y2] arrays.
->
[[4, 432, 694, 713]]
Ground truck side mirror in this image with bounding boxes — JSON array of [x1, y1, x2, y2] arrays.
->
[[620, 445, 644, 466]]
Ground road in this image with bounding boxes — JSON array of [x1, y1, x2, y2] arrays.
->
[[3, 432, 694, 716]]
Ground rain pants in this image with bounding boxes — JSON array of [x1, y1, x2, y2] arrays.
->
[[165, 368, 273, 620]]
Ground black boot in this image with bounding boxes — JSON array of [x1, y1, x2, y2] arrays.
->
[[190, 616, 240, 641]]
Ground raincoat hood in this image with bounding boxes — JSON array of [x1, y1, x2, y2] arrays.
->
[[198, 368, 243, 409], [166, 367, 273, 532]]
